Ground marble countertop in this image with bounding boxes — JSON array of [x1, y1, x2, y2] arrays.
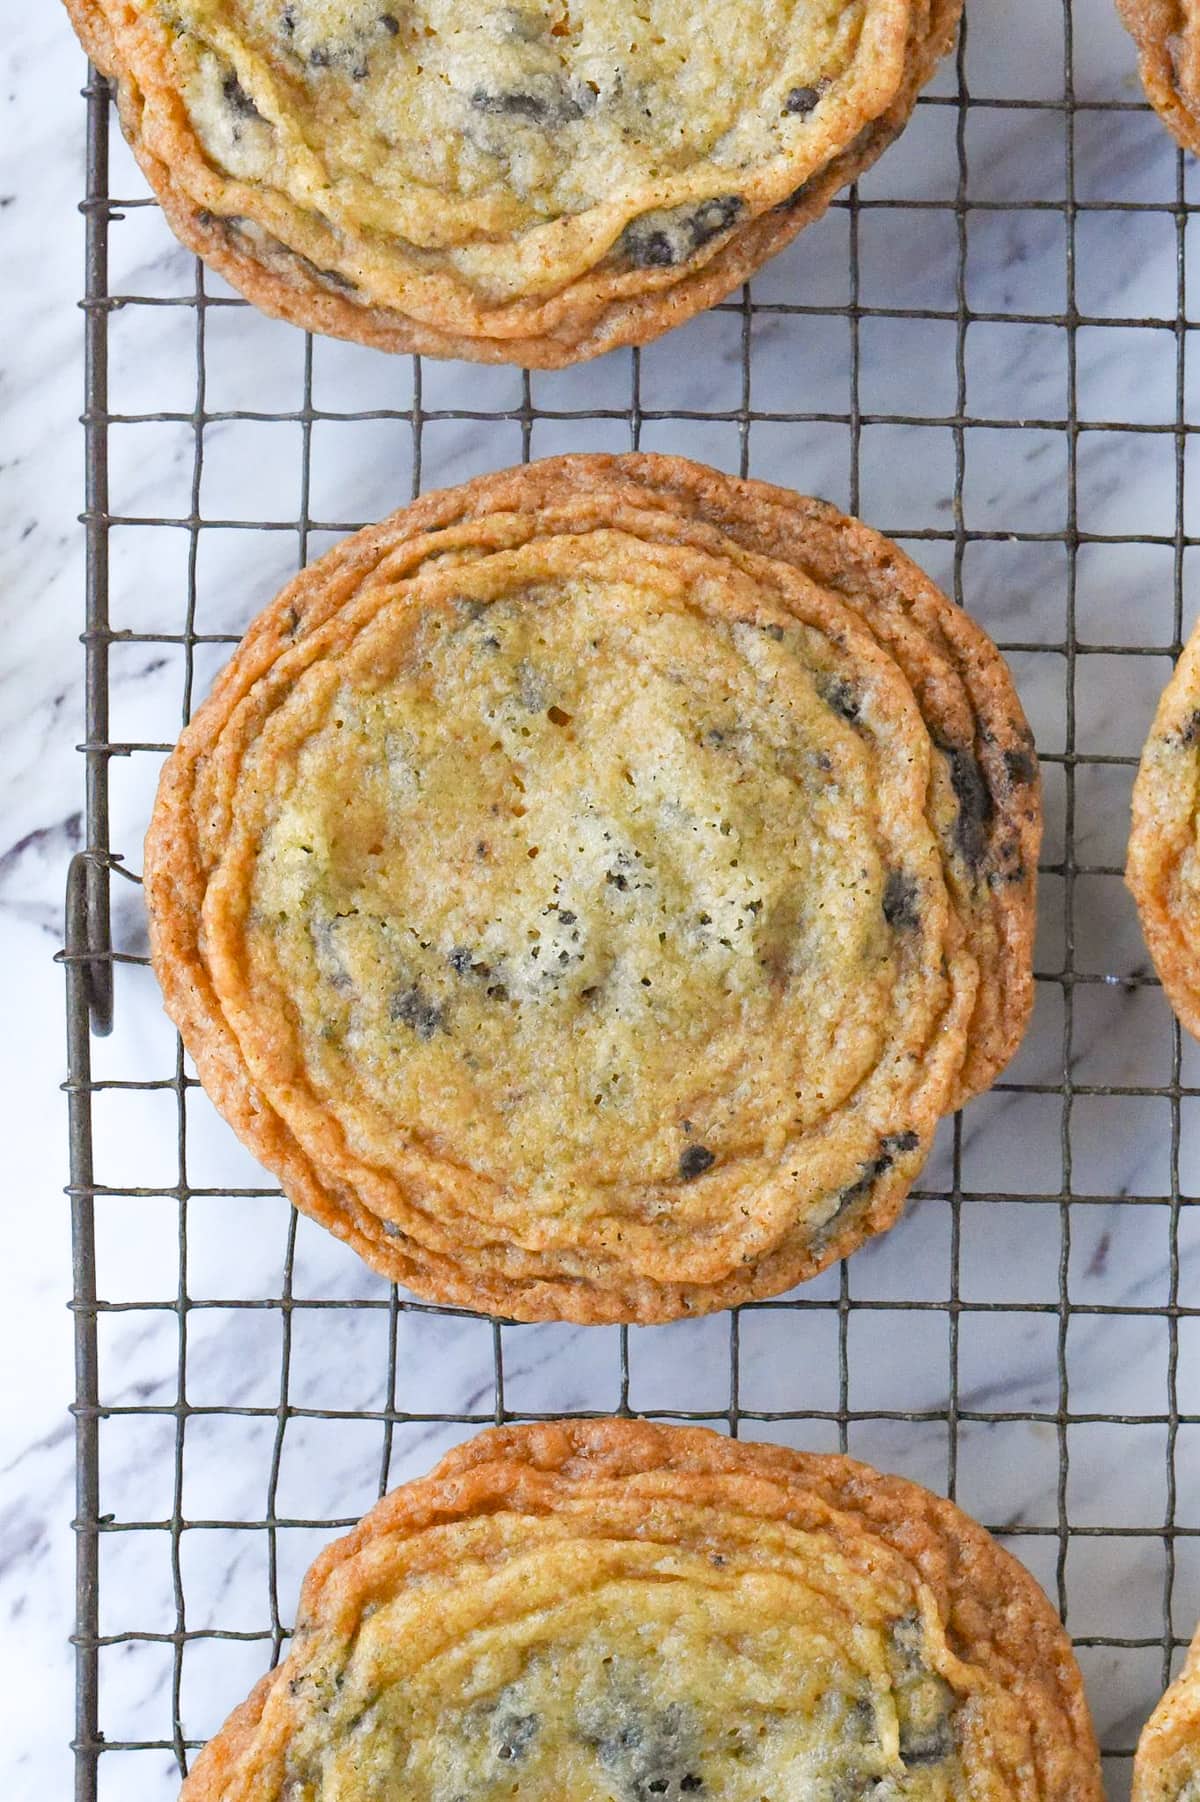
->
[[3, 0, 1199, 1796]]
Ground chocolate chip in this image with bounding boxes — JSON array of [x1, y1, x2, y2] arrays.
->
[[1180, 709, 1200, 746], [833, 1131, 919, 1215], [379, 10, 400, 31], [618, 196, 743, 269], [1003, 746, 1038, 785], [588, 1700, 703, 1802], [820, 676, 860, 722], [625, 227, 674, 266], [882, 871, 919, 930], [390, 984, 445, 1039], [291, 250, 358, 291], [447, 947, 473, 974], [942, 744, 994, 871], [688, 196, 742, 244], [470, 79, 588, 125], [900, 1717, 955, 1767], [784, 84, 821, 115], [679, 1144, 715, 1181], [558, 908, 577, 925], [222, 71, 264, 119]]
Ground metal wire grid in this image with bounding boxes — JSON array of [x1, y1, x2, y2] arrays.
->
[[61, 4, 1199, 1798]]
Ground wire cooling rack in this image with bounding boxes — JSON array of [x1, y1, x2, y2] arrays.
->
[[62, 4, 1200, 1798]]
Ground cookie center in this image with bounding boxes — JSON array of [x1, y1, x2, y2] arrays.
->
[[247, 578, 897, 1197], [292, 1568, 963, 1801]]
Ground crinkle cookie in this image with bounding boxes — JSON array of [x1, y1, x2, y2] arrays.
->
[[1135, 1626, 1200, 1802], [1127, 622, 1200, 1037], [63, 0, 961, 366], [144, 455, 1040, 1324], [1117, 0, 1200, 154], [179, 1420, 1102, 1802]]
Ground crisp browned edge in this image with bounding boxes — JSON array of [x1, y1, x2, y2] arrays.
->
[[1116, 0, 1200, 156], [1126, 621, 1200, 1039], [61, 0, 962, 367], [178, 1418, 1103, 1802], [1133, 1623, 1200, 1802]]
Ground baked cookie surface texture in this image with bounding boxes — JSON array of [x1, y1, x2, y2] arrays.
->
[[63, 0, 961, 365], [1135, 1625, 1200, 1802], [1117, 0, 1200, 154], [1127, 621, 1200, 1037], [178, 1420, 1103, 1802], [144, 455, 1040, 1323]]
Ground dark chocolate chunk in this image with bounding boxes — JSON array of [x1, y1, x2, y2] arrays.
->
[[1180, 709, 1200, 747], [1002, 746, 1038, 786], [784, 84, 822, 115], [833, 1131, 920, 1215], [291, 250, 358, 292], [882, 871, 919, 930], [589, 1701, 704, 1802], [942, 743, 994, 871], [618, 196, 744, 269], [687, 196, 742, 246], [222, 71, 264, 120], [390, 984, 445, 1039], [470, 77, 589, 126], [888, 1611, 956, 1770], [900, 1716, 955, 1767], [820, 676, 860, 723], [679, 1144, 716, 1181], [379, 11, 400, 32]]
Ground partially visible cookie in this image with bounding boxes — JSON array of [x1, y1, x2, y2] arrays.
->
[[1117, 0, 1200, 154], [62, 0, 962, 366], [179, 1419, 1103, 1802], [1127, 623, 1200, 1036], [1134, 1625, 1200, 1802]]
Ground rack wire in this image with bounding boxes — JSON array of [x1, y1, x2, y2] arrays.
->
[[63, 4, 1198, 1797]]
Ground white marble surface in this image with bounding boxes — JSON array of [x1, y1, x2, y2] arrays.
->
[[4, 0, 1200, 1796]]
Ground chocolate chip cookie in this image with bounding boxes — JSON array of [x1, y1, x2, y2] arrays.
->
[[143, 454, 1039, 1324], [1135, 1625, 1200, 1802], [1127, 622, 1200, 1037], [1117, 0, 1200, 153], [63, 0, 962, 366], [178, 1420, 1102, 1802]]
